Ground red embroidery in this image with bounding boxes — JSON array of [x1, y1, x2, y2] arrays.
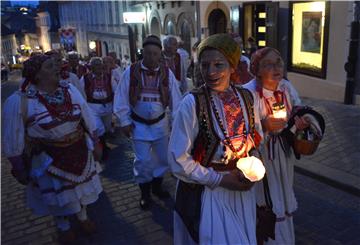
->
[[218, 90, 245, 137]]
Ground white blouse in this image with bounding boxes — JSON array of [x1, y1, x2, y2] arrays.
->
[[2, 83, 99, 158]]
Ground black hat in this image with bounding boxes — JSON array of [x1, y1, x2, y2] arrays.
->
[[143, 35, 162, 49]]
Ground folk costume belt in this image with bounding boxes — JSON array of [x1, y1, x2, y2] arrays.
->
[[29, 128, 88, 176], [137, 96, 160, 102], [130, 111, 165, 125], [87, 94, 113, 104], [30, 128, 85, 148]]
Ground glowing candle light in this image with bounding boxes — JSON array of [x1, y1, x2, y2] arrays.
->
[[236, 156, 265, 182], [272, 103, 287, 119], [272, 108, 287, 119]]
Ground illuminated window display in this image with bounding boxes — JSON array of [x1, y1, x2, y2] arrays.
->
[[289, 1, 329, 78]]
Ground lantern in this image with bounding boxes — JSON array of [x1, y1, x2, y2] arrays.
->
[[236, 156, 265, 182], [272, 103, 287, 119]]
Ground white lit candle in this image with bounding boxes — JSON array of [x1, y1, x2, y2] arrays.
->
[[236, 156, 265, 182], [272, 108, 287, 119]]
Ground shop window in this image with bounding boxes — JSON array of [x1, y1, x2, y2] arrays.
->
[[289, 1, 330, 78]]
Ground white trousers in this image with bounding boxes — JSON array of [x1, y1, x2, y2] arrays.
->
[[132, 136, 169, 183]]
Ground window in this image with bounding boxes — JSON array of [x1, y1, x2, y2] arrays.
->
[[108, 1, 113, 25], [115, 1, 120, 24], [167, 21, 176, 35], [288, 1, 330, 78]]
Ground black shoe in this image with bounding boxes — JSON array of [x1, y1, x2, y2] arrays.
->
[[139, 182, 152, 210], [151, 177, 170, 199]]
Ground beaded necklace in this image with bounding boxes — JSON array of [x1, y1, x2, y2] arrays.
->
[[37, 86, 73, 121], [208, 84, 248, 158]]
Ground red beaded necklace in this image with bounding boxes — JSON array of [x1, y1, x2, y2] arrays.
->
[[37, 87, 73, 121]]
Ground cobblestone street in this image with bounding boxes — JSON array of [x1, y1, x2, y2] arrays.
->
[[1, 76, 360, 244], [1, 134, 360, 245]]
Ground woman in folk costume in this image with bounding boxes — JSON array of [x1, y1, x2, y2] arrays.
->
[[243, 47, 310, 244], [2, 54, 103, 243], [168, 33, 266, 245]]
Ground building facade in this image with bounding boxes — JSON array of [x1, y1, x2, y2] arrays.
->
[[133, 1, 358, 104], [58, 1, 130, 60]]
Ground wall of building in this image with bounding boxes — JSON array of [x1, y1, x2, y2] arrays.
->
[[1, 34, 17, 64], [36, 12, 52, 52], [144, 1, 197, 52], [58, 1, 129, 59]]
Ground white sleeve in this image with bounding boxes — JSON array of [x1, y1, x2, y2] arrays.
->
[[168, 94, 223, 189], [113, 67, 132, 127], [111, 69, 122, 92], [168, 69, 182, 118], [2, 93, 25, 157], [69, 72, 86, 98], [78, 76, 86, 99]]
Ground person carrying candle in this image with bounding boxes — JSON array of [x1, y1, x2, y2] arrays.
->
[[243, 47, 310, 245], [2, 54, 103, 243], [168, 33, 265, 245]]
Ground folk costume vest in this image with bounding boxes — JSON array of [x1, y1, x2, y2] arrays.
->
[[84, 72, 113, 104], [129, 61, 170, 108], [175, 85, 255, 243]]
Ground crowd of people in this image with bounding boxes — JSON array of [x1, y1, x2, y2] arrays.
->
[[3, 33, 324, 244]]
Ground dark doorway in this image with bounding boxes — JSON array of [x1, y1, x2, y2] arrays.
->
[[208, 9, 227, 35], [180, 21, 191, 54], [243, 2, 279, 50], [150, 17, 161, 37], [128, 26, 136, 62], [103, 41, 109, 56]]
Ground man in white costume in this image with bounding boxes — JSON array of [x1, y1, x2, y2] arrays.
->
[[114, 35, 182, 209], [168, 34, 264, 245], [162, 36, 188, 93], [79, 57, 117, 159]]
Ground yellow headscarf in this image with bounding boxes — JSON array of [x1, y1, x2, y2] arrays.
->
[[197, 33, 240, 68]]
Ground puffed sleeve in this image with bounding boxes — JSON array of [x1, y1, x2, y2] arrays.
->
[[69, 72, 86, 98], [168, 94, 223, 189], [2, 92, 26, 170], [113, 67, 132, 127]]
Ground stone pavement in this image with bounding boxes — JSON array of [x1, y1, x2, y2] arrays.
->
[[2, 133, 360, 245], [295, 97, 360, 195], [1, 75, 359, 244]]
